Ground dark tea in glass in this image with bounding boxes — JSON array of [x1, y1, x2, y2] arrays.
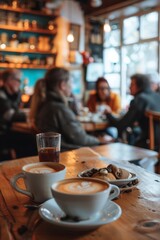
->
[[38, 147, 60, 162], [36, 132, 61, 163]]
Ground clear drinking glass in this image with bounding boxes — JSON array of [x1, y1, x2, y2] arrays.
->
[[36, 132, 61, 162]]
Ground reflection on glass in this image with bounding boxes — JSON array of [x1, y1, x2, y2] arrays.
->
[[123, 41, 158, 76], [140, 12, 158, 39], [104, 22, 120, 47], [123, 16, 139, 44], [103, 48, 120, 73], [123, 41, 158, 103]]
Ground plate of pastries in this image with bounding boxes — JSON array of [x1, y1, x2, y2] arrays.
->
[[78, 164, 139, 189]]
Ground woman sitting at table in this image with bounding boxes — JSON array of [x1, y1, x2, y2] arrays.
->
[[86, 77, 122, 138], [87, 77, 121, 115], [35, 67, 113, 151], [29, 78, 79, 124]]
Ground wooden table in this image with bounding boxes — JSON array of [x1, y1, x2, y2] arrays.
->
[[81, 121, 108, 132], [12, 120, 108, 134], [0, 146, 160, 240], [92, 142, 158, 172], [11, 122, 38, 134]]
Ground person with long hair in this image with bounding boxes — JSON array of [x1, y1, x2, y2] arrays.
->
[[29, 78, 46, 125], [35, 67, 113, 151], [87, 77, 121, 115], [86, 77, 121, 138]]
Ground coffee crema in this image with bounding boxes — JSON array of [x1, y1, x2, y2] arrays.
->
[[26, 165, 57, 174], [56, 179, 108, 194]]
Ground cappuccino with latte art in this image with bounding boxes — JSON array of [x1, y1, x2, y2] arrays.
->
[[51, 177, 120, 220], [11, 162, 66, 203], [56, 179, 108, 194], [26, 165, 57, 174]]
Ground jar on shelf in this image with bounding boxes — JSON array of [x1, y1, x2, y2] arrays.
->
[[9, 33, 19, 48], [11, 0, 19, 9], [48, 21, 55, 31], [17, 19, 23, 28], [31, 20, 38, 29], [0, 33, 8, 49], [28, 36, 37, 50], [23, 19, 30, 29], [0, 11, 7, 25]]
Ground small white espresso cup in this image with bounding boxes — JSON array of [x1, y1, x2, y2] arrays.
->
[[51, 177, 120, 220], [10, 162, 66, 203]]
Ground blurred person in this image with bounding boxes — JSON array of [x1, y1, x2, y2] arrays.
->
[[0, 71, 3, 87], [87, 77, 121, 115], [126, 72, 160, 145], [68, 92, 80, 116], [104, 73, 160, 149], [0, 69, 36, 160], [35, 67, 113, 151], [29, 78, 46, 125], [86, 77, 121, 138], [29, 78, 79, 124], [0, 69, 26, 128]]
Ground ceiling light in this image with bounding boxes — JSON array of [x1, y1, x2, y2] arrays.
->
[[67, 31, 74, 42], [91, 0, 102, 8], [104, 19, 111, 32]]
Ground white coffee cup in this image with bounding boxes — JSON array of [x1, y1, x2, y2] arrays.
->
[[51, 177, 120, 220], [10, 162, 66, 203]]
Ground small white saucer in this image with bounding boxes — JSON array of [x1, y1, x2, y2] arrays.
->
[[39, 199, 122, 231]]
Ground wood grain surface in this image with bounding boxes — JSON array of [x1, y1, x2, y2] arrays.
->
[[0, 146, 160, 240]]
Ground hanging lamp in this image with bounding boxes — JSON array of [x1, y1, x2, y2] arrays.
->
[[104, 19, 111, 32], [67, 0, 74, 43]]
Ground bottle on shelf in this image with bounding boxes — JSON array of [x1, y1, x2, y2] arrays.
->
[[9, 33, 19, 48]]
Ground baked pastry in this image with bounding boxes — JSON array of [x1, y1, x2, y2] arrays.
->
[[92, 168, 116, 181], [81, 164, 130, 181]]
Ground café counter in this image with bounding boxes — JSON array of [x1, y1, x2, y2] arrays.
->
[[0, 146, 160, 240]]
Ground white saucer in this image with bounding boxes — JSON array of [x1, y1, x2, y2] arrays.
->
[[39, 199, 122, 231]]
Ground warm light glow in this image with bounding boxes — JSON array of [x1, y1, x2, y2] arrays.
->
[[67, 32, 74, 43], [0, 43, 6, 49], [104, 20, 111, 32], [21, 94, 30, 103]]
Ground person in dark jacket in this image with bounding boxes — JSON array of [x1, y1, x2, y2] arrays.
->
[[104, 73, 160, 149], [0, 69, 26, 132], [35, 67, 113, 151], [0, 69, 36, 160]]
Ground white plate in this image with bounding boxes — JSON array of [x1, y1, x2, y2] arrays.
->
[[39, 199, 122, 231], [78, 168, 138, 187]]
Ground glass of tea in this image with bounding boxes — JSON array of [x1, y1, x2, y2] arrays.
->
[[36, 132, 61, 162]]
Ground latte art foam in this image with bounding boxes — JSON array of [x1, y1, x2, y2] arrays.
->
[[56, 180, 108, 194], [27, 166, 56, 174]]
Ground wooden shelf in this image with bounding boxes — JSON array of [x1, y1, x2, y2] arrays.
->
[[0, 47, 57, 55], [0, 25, 57, 35], [0, 5, 58, 72], [0, 5, 58, 17], [0, 63, 54, 69]]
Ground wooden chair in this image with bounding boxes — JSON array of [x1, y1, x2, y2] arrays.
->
[[145, 110, 160, 159]]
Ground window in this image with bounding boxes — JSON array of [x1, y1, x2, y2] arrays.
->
[[123, 16, 139, 44], [103, 9, 160, 107], [140, 12, 158, 39], [104, 22, 120, 47]]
